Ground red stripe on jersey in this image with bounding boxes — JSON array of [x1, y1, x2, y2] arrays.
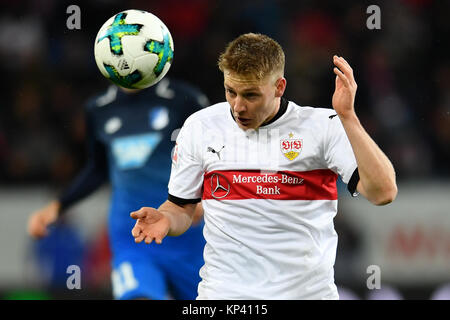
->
[[202, 169, 338, 200]]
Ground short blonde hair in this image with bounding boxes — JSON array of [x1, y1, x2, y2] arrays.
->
[[218, 33, 285, 81]]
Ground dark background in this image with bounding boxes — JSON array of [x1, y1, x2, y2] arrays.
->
[[0, 0, 448, 300]]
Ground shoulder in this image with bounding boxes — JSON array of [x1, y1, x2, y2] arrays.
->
[[161, 78, 209, 107], [288, 101, 337, 121], [287, 101, 339, 129], [85, 85, 119, 112], [165, 78, 200, 94], [285, 101, 343, 139], [183, 102, 229, 127], [176, 102, 229, 144]]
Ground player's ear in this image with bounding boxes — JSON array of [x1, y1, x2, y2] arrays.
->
[[274, 77, 286, 98]]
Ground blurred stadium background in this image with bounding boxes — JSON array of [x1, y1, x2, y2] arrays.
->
[[0, 0, 449, 300]]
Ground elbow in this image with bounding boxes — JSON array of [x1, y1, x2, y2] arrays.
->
[[371, 184, 398, 206]]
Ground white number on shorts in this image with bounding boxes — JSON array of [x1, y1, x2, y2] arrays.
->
[[111, 261, 139, 298]]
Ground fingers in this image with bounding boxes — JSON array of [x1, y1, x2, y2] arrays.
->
[[27, 215, 48, 239], [29, 225, 47, 239], [131, 223, 141, 238], [133, 231, 164, 245], [146, 235, 163, 244], [130, 207, 153, 220], [131, 220, 165, 245], [333, 55, 352, 73], [145, 236, 153, 244], [333, 67, 349, 87], [135, 233, 145, 243], [130, 209, 145, 220], [35, 226, 48, 238], [143, 232, 164, 245], [141, 235, 163, 244], [132, 225, 160, 244], [333, 55, 355, 87]]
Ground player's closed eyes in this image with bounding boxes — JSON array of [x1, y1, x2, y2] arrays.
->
[[225, 88, 236, 96], [243, 93, 259, 100], [226, 89, 259, 101]]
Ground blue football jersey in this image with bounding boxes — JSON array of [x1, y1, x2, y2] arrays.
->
[[70, 78, 208, 254]]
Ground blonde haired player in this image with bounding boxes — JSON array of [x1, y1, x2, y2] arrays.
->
[[130, 33, 397, 299]]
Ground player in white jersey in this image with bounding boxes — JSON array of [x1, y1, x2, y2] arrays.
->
[[130, 33, 398, 299]]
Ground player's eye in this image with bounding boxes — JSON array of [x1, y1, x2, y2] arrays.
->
[[226, 88, 236, 96], [244, 92, 259, 99]]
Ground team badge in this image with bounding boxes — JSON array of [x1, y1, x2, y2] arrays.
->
[[171, 143, 179, 166], [148, 106, 169, 130], [280, 132, 302, 161]]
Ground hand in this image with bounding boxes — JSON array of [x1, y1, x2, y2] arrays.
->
[[332, 55, 358, 119], [27, 201, 60, 239], [130, 207, 170, 244]]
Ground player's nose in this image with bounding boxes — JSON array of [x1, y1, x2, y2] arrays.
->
[[233, 96, 247, 114]]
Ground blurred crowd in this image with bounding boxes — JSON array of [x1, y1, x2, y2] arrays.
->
[[0, 0, 448, 188], [0, 0, 448, 300]]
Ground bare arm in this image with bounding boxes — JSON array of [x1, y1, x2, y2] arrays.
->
[[332, 55, 397, 205], [130, 200, 197, 244], [340, 114, 397, 205], [192, 202, 204, 225], [159, 200, 197, 236]]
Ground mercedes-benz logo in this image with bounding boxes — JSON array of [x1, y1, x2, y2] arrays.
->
[[210, 173, 231, 199]]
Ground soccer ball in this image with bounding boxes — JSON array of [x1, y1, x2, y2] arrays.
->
[[94, 9, 174, 89]]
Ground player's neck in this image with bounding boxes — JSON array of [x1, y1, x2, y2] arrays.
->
[[261, 97, 288, 127], [262, 98, 281, 125]]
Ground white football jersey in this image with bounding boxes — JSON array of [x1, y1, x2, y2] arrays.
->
[[168, 99, 358, 299]]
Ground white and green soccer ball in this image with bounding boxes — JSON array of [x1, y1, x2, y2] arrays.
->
[[94, 9, 174, 89]]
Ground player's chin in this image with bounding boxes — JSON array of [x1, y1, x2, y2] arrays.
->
[[236, 119, 256, 130]]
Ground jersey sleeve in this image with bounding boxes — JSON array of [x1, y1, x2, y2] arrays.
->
[[58, 100, 108, 213], [323, 115, 359, 195], [167, 117, 204, 204]]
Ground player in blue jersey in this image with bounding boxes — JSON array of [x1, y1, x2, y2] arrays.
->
[[27, 78, 208, 299]]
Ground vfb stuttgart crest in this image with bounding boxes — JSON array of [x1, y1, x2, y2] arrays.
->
[[280, 133, 302, 161]]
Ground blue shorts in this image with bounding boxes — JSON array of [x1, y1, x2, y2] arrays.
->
[[110, 225, 205, 300]]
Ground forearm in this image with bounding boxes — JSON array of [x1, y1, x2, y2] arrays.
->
[[58, 161, 107, 214], [158, 200, 195, 236], [339, 113, 397, 205]]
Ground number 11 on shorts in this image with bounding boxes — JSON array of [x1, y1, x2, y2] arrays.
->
[[112, 262, 139, 298]]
